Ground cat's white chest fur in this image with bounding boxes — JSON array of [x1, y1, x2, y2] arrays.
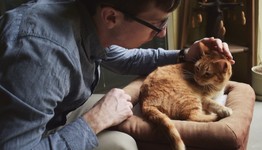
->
[[213, 87, 227, 106]]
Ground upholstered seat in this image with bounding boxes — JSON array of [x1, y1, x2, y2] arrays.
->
[[115, 78, 255, 150]]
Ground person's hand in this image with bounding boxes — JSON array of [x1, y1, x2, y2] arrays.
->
[[83, 88, 133, 134], [184, 37, 235, 64]]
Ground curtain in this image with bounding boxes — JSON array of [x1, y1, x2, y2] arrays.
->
[[257, 0, 262, 65]]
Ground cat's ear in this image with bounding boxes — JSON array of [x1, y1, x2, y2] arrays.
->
[[214, 60, 228, 73]]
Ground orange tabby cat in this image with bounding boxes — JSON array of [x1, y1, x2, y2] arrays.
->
[[140, 50, 232, 150]]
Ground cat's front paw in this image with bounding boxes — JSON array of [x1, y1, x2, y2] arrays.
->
[[217, 107, 233, 118]]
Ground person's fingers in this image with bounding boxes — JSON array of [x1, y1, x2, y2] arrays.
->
[[128, 101, 133, 109], [194, 37, 211, 44], [214, 39, 223, 52], [202, 38, 222, 51], [222, 42, 235, 64], [200, 38, 235, 64], [124, 94, 132, 102], [118, 90, 133, 109], [222, 42, 231, 57]]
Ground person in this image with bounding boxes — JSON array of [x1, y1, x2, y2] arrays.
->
[[0, 0, 234, 150]]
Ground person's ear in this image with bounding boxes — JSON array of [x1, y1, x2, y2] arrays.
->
[[100, 7, 121, 29]]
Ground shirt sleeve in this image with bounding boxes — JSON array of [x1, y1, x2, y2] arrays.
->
[[0, 36, 98, 150], [101, 45, 180, 75], [33, 117, 98, 150]]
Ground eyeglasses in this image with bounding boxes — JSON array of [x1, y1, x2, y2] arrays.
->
[[114, 7, 168, 37], [100, 4, 169, 36]]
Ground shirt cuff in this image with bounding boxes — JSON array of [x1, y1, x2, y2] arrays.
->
[[58, 117, 98, 150]]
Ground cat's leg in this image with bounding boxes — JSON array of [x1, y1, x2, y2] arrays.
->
[[202, 98, 233, 118], [179, 97, 218, 122], [142, 106, 185, 150], [188, 109, 218, 122]]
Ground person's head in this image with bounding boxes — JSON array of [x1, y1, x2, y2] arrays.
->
[[83, 0, 181, 48]]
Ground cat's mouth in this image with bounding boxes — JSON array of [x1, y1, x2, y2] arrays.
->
[[194, 77, 209, 86]]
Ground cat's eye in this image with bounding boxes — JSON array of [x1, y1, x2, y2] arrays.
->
[[204, 72, 212, 78], [195, 67, 200, 72]]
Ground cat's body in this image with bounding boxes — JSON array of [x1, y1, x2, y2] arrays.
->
[[140, 50, 233, 150]]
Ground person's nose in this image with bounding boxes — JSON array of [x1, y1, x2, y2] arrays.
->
[[155, 27, 167, 38]]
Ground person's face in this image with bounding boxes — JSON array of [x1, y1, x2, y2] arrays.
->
[[114, 8, 169, 48], [97, 4, 170, 48]]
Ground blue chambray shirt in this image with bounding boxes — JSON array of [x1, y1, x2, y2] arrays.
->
[[0, 0, 180, 149]]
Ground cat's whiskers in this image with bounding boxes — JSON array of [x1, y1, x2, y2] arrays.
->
[[182, 69, 194, 79], [203, 84, 219, 93]]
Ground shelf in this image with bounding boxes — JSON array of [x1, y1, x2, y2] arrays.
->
[[185, 43, 248, 54], [228, 44, 249, 54]]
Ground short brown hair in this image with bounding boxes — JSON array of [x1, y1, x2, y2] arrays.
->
[[83, 0, 181, 16]]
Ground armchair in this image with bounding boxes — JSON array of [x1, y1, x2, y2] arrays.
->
[[115, 78, 255, 150]]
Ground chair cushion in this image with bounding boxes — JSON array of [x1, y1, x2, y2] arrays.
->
[[114, 78, 255, 150]]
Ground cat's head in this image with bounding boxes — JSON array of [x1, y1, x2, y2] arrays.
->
[[193, 50, 232, 87]]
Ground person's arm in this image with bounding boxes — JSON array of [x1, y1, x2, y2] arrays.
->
[[101, 38, 234, 76], [101, 45, 180, 75], [0, 37, 98, 150]]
